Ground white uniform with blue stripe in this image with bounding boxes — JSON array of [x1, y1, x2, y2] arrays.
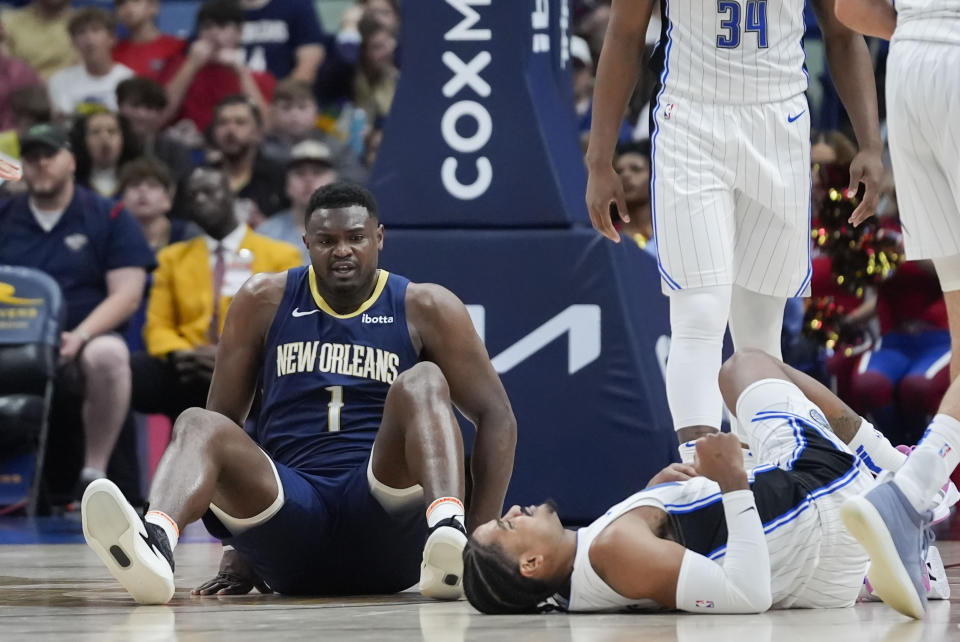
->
[[650, 0, 812, 296], [568, 379, 873, 612], [886, 1, 960, 262]]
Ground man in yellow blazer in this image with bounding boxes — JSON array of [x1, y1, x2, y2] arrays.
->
[[131, 166, 303, 420]]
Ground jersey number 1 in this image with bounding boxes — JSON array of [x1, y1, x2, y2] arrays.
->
[[717, 0, 768, 49], [325, 385, 344, 432]]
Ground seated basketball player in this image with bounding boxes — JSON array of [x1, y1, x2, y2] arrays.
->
[[80, 183, 518, 604], [463, 349, 958, 619]]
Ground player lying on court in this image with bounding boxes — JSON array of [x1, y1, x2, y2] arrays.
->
[[463, 349, 959, 618], [80, 183, 518, 603]]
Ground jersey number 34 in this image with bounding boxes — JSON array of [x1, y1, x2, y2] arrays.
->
[[717, 0, 768, 49]]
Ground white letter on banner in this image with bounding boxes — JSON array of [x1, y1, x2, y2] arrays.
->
[[441, 100, 492, 153], [445, 0, 491, 41], [442, 51, 492, 98], [441, 157, 492, 200]]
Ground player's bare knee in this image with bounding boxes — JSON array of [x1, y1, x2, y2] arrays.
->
[[79, 335, 130, 379], [170, 407, 229, 447], [718, 350, 750, 388], [391, 361, 450, 405], [719, 350, 767, 410]]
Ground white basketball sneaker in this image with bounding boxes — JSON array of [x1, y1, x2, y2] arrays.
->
[[861, 544, 950, 602], [420, 518, 467, 600], [81, 479, 175, 604]]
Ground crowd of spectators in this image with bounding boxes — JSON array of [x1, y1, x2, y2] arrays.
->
[[0, 0, 402, 509]]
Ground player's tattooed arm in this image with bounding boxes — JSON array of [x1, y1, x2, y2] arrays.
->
[[825, 413, 863, 444], [770, 359, 864, 444], [813, 0, 885, 227], [406, 283, 517, 533]]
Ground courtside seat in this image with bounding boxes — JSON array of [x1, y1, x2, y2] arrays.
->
[[0, 265, 63, 516]]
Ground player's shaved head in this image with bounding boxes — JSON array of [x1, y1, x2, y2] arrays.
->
[[305, 182, 379, 228]]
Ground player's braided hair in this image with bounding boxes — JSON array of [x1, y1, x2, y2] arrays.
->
[[462, 538, 556, 614]]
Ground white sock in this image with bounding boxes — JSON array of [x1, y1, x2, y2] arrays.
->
[[848, 418, 908, 474], [678, 441, 697, 465], [80, 467, 106, 481], [426, 497, 465, 530], [145, 510, 180, 550], [894, 414, 960, 513]]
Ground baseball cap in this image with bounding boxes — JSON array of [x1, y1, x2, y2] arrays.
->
[[19, 123, 71, 155], [288, 140, 333, 169]]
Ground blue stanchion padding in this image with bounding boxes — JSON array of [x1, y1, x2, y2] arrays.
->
[[0, 265, 62, 347], [381, 228, 676, 523], [0, 266, 62, 514], [371, 0, 588, 228]]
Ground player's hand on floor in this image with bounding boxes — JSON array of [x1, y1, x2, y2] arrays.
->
[[647, 463, 699, 487], [847, 150, 884, 227], [585, 164, 628, 242], [693, 433, 749, 491], [192, 549, 271, 596]]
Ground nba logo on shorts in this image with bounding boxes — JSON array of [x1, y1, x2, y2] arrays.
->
[[694, 599, 715, 608], [664, 104, 676, 120], [939, 444, 952, 458]]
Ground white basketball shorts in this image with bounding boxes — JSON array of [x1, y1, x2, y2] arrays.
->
[[887, 38, 960, 261], [651, 93, 812, 297]]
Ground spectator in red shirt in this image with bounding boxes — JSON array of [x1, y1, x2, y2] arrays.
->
[[163, 0, 275, 136], [112, 0, 184, 83]]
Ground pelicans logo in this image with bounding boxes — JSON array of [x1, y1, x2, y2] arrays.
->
[[0, 282, 41, 306], [0, 282, 42, 324]]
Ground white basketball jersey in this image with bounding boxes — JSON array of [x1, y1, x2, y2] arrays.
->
[[567, 477, 819, 612], [894, 0, 960, 44], [656, 0, 807, 103]]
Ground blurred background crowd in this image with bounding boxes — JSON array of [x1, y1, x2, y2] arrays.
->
[[0, 0, 939, 511]]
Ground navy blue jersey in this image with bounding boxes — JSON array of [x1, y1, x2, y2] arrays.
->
[[242, 0, 325, 80], [257, 266, 419, 475], [0, 186, 156, 330]]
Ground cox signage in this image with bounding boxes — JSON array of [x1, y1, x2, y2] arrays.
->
[[370, 0, 588, 227]]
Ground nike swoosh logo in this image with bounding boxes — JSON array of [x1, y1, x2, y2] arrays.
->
[[787, 110, 806, 123], [291, 307, 320, 317], [738, 507, 757, 516], [140, 532, 162, 558]]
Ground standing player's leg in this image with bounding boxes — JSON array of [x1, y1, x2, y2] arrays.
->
[[728, 286, 785, 360], [371, 361, 468, 599], [81, 408, 280, 604], [668, 285, 733, 452], [652, 98, 739, 459], [888, 40, 960, 381], [727, 286, 788, 449]]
